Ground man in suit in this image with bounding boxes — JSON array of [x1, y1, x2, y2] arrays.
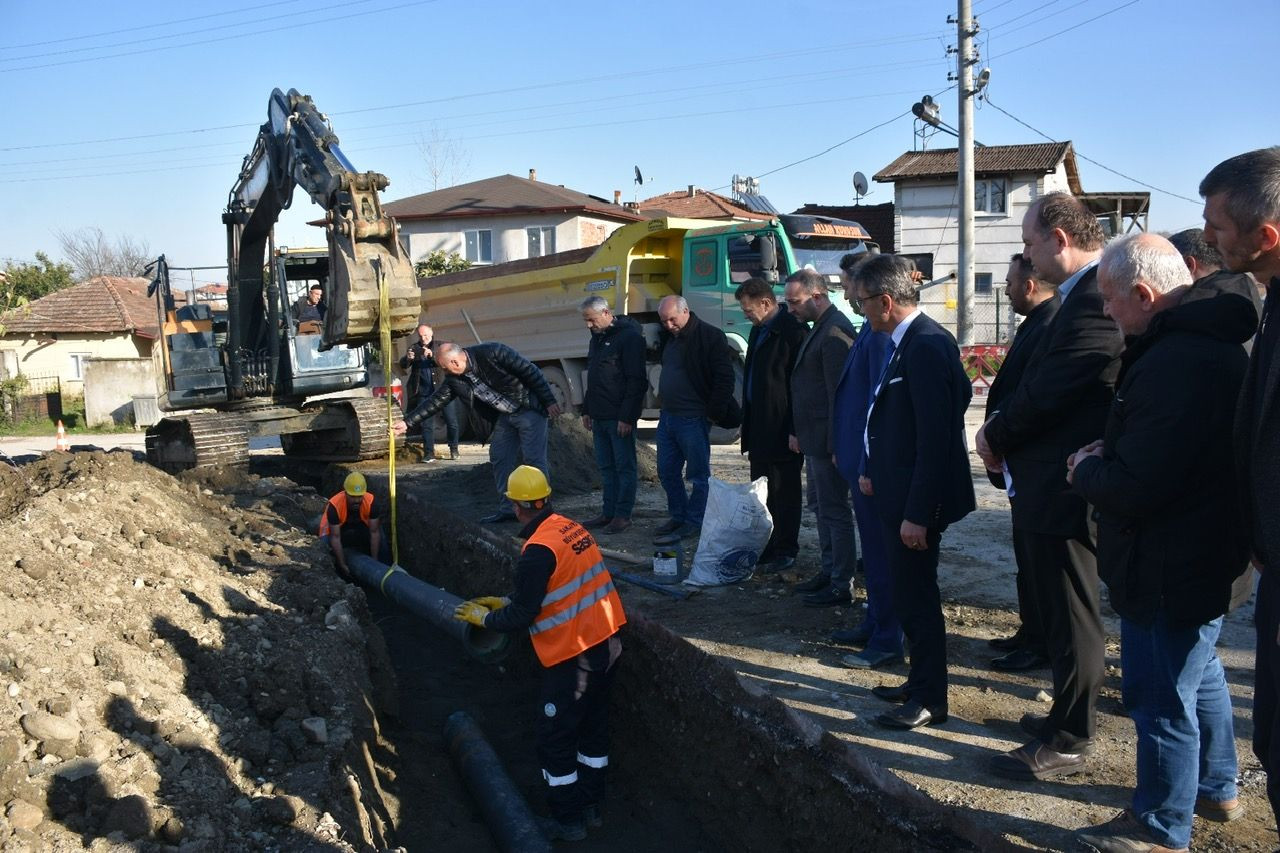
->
[[1200, 147, 1280, 830], [785, 268, 859, 606], [736, 278, 807, 571], [831, 253, 903, 669], [983, 254, 1058, 672], [976, 192, 1123, 780], [855, 254, 975, 729], [399, 323, 461, 462]]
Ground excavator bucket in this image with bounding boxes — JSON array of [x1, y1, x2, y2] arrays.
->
[[322, 173, 420, 349]]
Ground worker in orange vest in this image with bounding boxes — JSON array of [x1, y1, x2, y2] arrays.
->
[[318, 472, 387, 578], [455, 465, 626, 842]]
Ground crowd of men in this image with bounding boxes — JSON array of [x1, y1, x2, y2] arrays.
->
[[343, 146, 1280, 850]]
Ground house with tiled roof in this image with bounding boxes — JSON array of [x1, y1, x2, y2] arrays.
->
[[382, 171, 643, 269], [637, 187, 774, 222], [871, 141, 1148, 343], [0, 276, 163, 400]]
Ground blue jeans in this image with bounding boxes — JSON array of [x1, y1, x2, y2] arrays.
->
[[805, 455, 857, 590], [1122, 613, 1238, 849], [592, 420, 637, 520], [419, 397, 460, 457], [489, 408, 549, 512], [656, 413, 710, 526]]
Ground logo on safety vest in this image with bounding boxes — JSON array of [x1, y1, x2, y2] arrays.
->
[[544, 702, 557, 718]]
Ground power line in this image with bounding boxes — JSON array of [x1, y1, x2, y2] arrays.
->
[[973, 0, 1022, 13], [986, 0, 1100, 38], [988, 0, 1141, 59], [984, 0, 1071, 31], [982, 96, 1198, 203], [0, 0, 309, 51]]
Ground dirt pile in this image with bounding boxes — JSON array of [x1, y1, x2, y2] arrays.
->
[[0, 450, 397, 851]]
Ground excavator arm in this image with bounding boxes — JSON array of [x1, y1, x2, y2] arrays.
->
[[222, 87, 418, 396]]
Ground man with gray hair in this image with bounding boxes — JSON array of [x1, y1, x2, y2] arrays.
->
[[580, 296, 647, 534], [1069, 233, 1255, 853], [1200, 146, 1280, 834]]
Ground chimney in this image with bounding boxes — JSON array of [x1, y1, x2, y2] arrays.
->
[[528, 168, 537, 182], [687, 185, 696, 198], [613, 190, 622, 205]]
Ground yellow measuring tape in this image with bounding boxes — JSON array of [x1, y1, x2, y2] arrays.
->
[[377, 264, 400, 568]]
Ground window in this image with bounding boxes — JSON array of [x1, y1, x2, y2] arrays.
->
[[68, 352, 92, 380], [975, 178, 1007, 214], [463, 229, 493, 264], [527, 226, 556, 258], [975, 272, 993, 294]]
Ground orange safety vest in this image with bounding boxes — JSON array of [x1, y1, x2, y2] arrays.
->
[[318, 492, 374, 537], [524, 513, 626, 668]]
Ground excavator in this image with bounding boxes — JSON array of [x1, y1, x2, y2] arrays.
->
[[144, 88, 420, 471]]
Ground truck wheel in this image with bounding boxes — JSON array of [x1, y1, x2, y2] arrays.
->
[[540, 366, 576, 416]]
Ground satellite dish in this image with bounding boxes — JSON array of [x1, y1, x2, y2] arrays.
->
[[852, 171, 869, 198], [634, 166, 644, 185]]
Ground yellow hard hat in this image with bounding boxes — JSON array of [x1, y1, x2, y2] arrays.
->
[[343, 472, 368, 497], [505, 465, 551, 502]]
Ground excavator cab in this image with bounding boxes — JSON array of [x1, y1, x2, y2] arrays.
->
[[273, 248, 366, 398]]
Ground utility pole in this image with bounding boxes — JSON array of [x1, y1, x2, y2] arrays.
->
[[952, 0, 977, 345]]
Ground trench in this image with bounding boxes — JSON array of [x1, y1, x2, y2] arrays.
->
[[288, 457, 986, 853]]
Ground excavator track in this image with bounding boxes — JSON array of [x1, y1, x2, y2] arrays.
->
[[279, 397, 390, 462], [145, 413, 250, 473]]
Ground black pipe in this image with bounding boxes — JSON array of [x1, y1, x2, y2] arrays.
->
[[444, 711, 552, 853], [346, 552, 510, 663]]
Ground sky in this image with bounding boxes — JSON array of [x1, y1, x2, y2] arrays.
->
[[2, 0, 1276, 288]]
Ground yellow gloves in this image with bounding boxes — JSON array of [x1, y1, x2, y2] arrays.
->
[[454, 600, 491, 627], [473, 596, 510, 611]]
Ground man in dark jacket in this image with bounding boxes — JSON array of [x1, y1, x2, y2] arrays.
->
[[1200, 147, 1280, 834], [580, 297, 647, 534], [393, 341, 561, 523], [977, 192, 1123, 782], [735, 277, 806, 571], [398, 324, 460, 461], [652, 295, 738, 545], [982, 254, 1059, 673], [1070, 233, 1255, 853]]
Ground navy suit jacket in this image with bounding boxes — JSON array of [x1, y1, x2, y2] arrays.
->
[[865, 312, 976, 529], [832, 321, 891, 485]]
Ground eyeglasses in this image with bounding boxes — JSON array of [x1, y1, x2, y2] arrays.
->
[[853, 291, 888, 310]]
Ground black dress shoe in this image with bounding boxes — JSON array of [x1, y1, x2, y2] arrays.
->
[[803, 587, 853, 608], [792, 572, 829, 593], [991, 648, 1051, 672], [582, 514, 613, 530], [654, 518, 683, 535], [876, 700, 946, 729], [988, 631, 1026, 652], [479, 510, 517, 524], [871, 683, 911, 703], [831, 623, 873, 646], [1018, 713, 1095, 754], [756, 555, 796, 574], [989, 740, 1086, 781]]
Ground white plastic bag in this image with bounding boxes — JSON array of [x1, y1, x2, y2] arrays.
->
[[683, 476, 774, 587]]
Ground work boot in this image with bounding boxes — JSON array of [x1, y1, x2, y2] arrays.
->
[[536, 815, 587, 842]]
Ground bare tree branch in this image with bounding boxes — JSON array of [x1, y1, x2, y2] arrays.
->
[[415, 126, 472, 192], [54, 227, 152, 280]]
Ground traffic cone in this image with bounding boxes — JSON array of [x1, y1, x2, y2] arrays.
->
[[55, 420, 69, 452]]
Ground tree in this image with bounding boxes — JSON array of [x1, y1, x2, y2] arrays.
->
[[416, 126, 472, 192], [414, 250, 471, 279], [2, 252, 75, 302], [55, 226, 151, 280]]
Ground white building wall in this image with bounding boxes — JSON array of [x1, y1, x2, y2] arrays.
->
[[0, 333, 148, 393], [400, 213, 628, 267], [890, 164, 1072, 343]]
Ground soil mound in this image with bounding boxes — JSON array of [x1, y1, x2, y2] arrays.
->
[[0, 450, 396, 850]]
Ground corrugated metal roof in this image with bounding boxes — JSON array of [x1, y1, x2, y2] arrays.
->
[[874, 142, 1081, 193], [383, 174, 643, 222], [1, 276, 159, 338]]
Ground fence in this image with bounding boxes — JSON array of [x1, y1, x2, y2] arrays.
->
[[3, 373, 62, 424]]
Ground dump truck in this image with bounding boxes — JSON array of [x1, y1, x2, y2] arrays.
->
[[417, 213, 878, 423]]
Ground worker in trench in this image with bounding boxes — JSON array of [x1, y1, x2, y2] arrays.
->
[[318, 472, 389, 580], [454, 465, 627, 842]]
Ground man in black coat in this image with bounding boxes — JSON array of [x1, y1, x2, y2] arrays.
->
[[393, 341, 561, 523], [735, 277, 806, 571], [580, 296, 647, 535], [398, 323, 460, 461], [653, 295, 738, 545], [1069, 234, 1254, 853], [976, 192, 1123, 781], [1200, 147, 1280, 831], [855, 254, 975, 730], [983, 254, 1058, 672]]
